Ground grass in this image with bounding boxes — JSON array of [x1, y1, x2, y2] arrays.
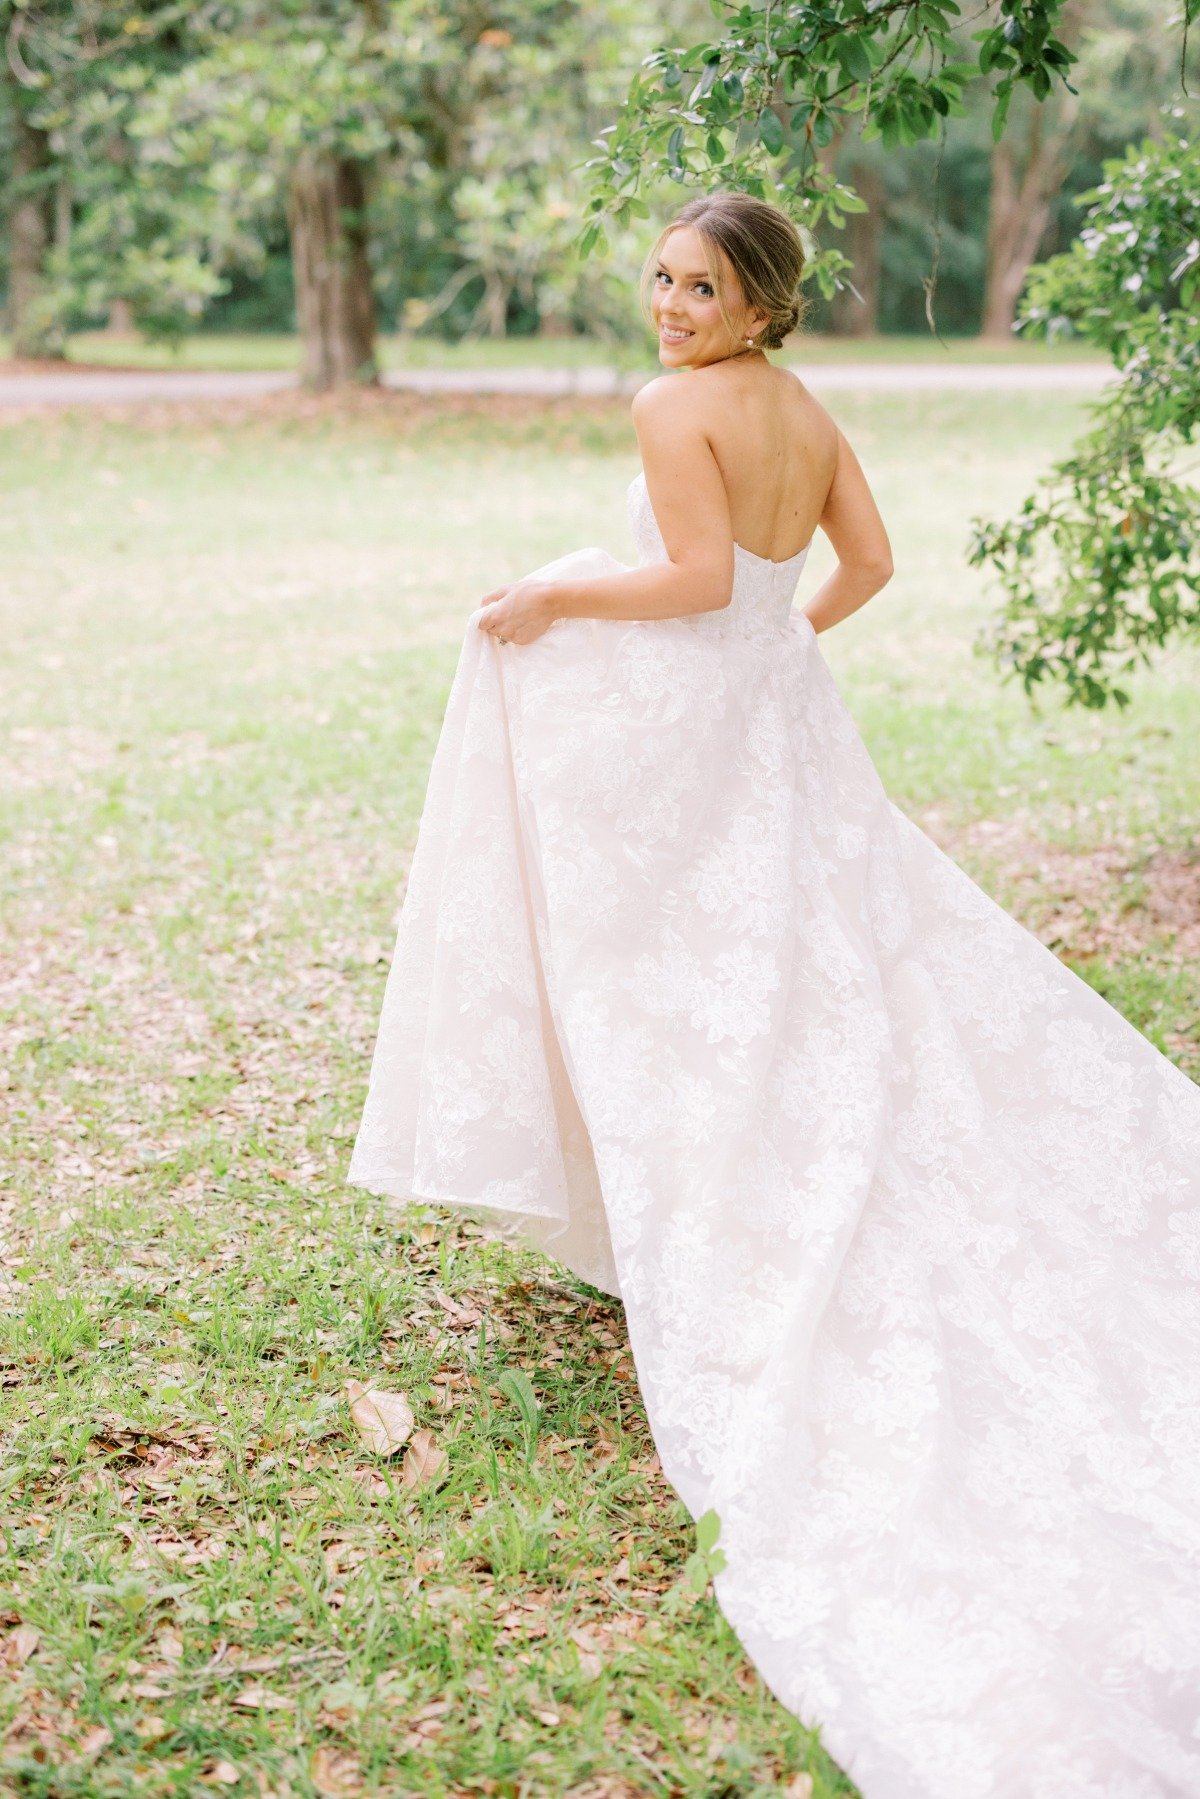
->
[[1, 329, 1108, 375], [2, 387, 1197, 1798]]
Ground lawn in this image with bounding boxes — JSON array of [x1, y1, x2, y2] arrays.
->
[[2, 388, 1197, 1799], [0, 328, 1108, 376]]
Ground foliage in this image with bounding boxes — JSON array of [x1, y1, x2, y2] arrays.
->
[[10, 0, 678, 344], [583, 0, 1083, 295], [970, 122, 1200, 708]]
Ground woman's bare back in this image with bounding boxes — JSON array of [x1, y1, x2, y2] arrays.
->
[[676, 358, 840, 562]]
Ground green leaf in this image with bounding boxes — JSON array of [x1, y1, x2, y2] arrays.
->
[[759, 109, 784, 155], [696, 1508, 722, 1553], [497, 1367, 540, 1426], [833, 33, 873, 83]]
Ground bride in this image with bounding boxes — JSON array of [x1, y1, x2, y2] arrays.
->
[[349, 192, 1200, 1798]]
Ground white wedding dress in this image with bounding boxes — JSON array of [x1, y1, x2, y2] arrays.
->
[[348, 470, 1200, 1798]]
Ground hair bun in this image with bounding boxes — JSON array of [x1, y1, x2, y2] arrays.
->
[[763, 297, 803, 350]]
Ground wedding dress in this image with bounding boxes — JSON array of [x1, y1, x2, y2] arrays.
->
[[348, 469, 1200, 1798]]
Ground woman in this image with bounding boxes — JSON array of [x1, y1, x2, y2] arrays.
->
[[349, 193, 1200, 1798]]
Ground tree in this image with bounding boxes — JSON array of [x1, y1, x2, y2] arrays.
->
[[584, 0, 1081, 300], [112, 0, 645, 385], [2, 1, 237, 355], [1, 0, 190, 358], [982, 86, 1077, 339], [970, 123, 1200, 707], [980, 0, 1189, 339]]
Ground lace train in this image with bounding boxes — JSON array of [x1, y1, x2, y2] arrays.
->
[[348, 475, 1200, 1797]]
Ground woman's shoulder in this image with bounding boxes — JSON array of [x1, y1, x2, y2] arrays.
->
[[630, 371, 702, 422], [631, 363, 840, 465]]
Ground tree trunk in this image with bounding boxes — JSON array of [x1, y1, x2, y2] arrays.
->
[[482, 271, 508, 339], [982, 100, 1073, 340], [8, 112, 62, 360], [829, 160, 884, 336], [287, 152, 377, 389], [537, 304, 572, 339]]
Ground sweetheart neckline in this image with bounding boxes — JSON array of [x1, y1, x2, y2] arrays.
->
[[629, 470, 812, 571]]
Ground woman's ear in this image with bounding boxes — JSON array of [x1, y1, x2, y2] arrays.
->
[[741, 305, 772, 346]]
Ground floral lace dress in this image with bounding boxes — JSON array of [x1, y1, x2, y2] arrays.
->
[[348, 470, 1200, 1799]]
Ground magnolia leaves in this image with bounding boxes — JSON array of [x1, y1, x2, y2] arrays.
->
[[343, 1380, 413, 1455], [343, 1380, 448, 1490]]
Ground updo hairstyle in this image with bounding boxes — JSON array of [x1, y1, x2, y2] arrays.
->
[[641, 190, 807, 351]]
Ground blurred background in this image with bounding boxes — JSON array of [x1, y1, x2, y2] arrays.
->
[[0, 0, 1178, 374]]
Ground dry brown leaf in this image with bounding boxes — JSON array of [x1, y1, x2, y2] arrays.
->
[[568, 1626, 603, 1679], [3, 1624, 40, 1667], [343, 1379, 413, 1456], [311, 1744, 364, 1796], [204, 1761, 241, 1787], [401, 1427, 447, 1488], [74, 1725, 113, 1759], [232, 1686, 294, 1712], [784, 1776, 814, 1798], [411, 1697, 453, 1722]]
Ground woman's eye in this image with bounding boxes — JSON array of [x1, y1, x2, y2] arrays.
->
[[696, 282, 713, 297], [656, 270, 671, 285]]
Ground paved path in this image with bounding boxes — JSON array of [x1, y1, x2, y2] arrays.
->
[[0, 359, 1110, 410]]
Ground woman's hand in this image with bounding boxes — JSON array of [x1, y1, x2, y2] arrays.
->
[[476, 578, 562, 647]]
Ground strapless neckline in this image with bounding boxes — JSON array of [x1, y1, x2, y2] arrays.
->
[[628, 469, 811, 570]]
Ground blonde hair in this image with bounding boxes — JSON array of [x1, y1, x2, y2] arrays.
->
[[640, 190, 807, 351]]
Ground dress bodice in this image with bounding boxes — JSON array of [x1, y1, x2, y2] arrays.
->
[[626, 469, 810, 645]]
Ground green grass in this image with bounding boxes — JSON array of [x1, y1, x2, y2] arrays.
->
[[1, 328, 1108, 375], [2, 387, 1196, 1797]]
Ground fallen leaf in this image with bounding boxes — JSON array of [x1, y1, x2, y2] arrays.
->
[[568, 1626, 603, 1679], [401, 1427, 447, 1489], [204, 1761, 241, 1787], [311, 1744, 363, 1796], [231, 1686, 294, 1711], [74, 1725, 113, 1759], [410, 1697, 453, 1722], [344, 1380, 413, 1456], [785, 1776, 814, 1798], [3, 1624, 40, 1667]]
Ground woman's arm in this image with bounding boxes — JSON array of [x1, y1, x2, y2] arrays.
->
[[476, 378, 734, 646], [801, 429, 893, 635]]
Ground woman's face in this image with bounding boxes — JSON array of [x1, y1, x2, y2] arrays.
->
[[650, 225, 767, 370]]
